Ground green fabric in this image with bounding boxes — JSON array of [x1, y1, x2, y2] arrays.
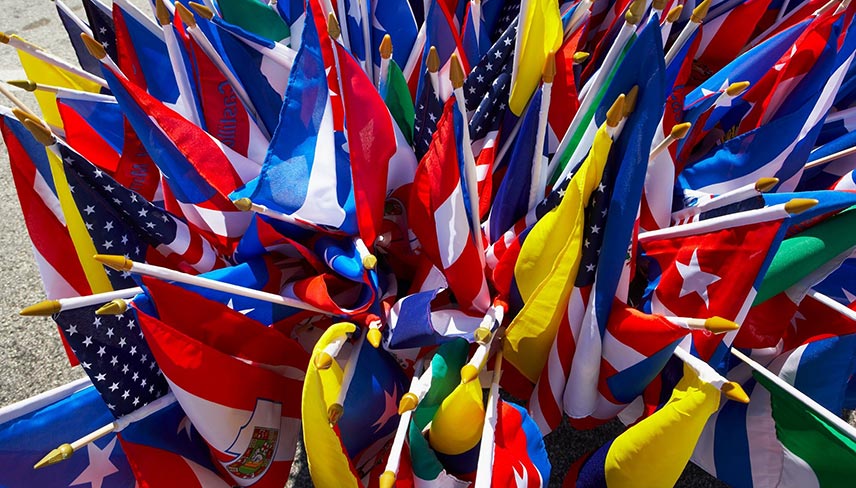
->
[[407, 419, 445, 479], [754, 206, 856, 304], [411, 339, 468, 429], [754, 372, 856, 487], [217, 0, 290, 42], [383, 60, 415, 146]]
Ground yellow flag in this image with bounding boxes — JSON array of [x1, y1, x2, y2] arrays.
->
[[509, 0, 563, 115], [503, 125, 613, 382], [17, 49, 112, 293], [428, 378, 485, 455], [604, 363, 721, 487], [302, 322, 361, 488]]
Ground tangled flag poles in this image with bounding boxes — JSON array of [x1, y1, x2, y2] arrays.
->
[[3, 0, 856, 486]]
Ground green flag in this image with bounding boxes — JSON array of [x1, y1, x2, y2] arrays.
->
[[382, 59, 415, 146], [755, 206, 856, 304], [754, 371, 856, 487], [411, 339, 468, 429], [217, 0, 290, 42]]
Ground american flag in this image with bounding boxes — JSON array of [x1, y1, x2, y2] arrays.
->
[[82, 0, 118, 62], [58, 142, 226, 276], [413, 66, 445, 160], [55, 304, 169, 417]]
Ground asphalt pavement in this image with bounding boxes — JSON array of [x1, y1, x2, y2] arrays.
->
[[0, 1, 726, 486]]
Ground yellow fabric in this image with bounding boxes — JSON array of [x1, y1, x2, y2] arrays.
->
[[302, 323, 360, 488], [428, 377, 485, 455], [503, 125, 613, 382], [604, 364, 721, 487], [17, 49, 111, 293], [508, 0, 563, 115]]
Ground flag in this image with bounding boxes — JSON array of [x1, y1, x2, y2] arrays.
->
[[428, 376, 485, 457], [491, 399, 551, 487], [381, 57, 415, 145], [567, 363, 721, 487], [502, 123, 613, 383], [0, 378, 136, 488], [55, 304, 170, 417], [134, 277, 306, 488], [409, 98, 490, 314], [413, 339, 470, 429], [417, 0, 468, 103], [371, 0, 418, 75], [82, 0, 118, 62], [462, 0, 490, 65], [118, 400, 232, 487], [413, 61, 446, 160], [386, 289, 488, 349], [216, 0, 291, 42], [693, 0, 776, 75], [509, 0, 562, 115], [54, 0, 102, 76]]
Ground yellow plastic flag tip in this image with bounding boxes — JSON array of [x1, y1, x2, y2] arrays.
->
[[754, 177, 779, 193], [624, 85, 639, 117], [784, 198, 818, 215], [671, 122, 692, 140], [726, 81, 751, 97], [666, 4, 684, 23], [314, 351, 334, 370], [327, 403, 344, 425], [362, 254, 378, 270], [449, 53, 465, 89], [542, 52, 556, 84], [327, 13, 341, 39], [155, 0, 171, 26], [460, 364, 479, 383], [13, 109, 55, 146], [174, 2, 197, 28], [189, 2, 214, 20], [398, 392, 419, 414], [652, 0, 667, 10], [80, 33, 107, 60], [704, 316, 739, 333], [93, 254, 133, 272], [0, 31, 9, 44], [367, 327, 383, 348], [691, 0, 712, 23], [379, 34, 393, 59], [427, 46, 440, 73], [7, 80, 36, 91], [20, 300, 61, 317], [96, 299, 127, 316], [625, 0, 647, 24], [606, 94, 625, 128], [232, 198, 253, 212], [379, 470, 397, 488], [572, 51, 590, 64], [33, 443, 73, 469], [473, 327, 492, 345], [721, 381, 750, 404]]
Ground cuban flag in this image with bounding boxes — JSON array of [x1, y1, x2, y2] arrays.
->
[[416, 0, 469, 103], [134, 277, 308, 488]]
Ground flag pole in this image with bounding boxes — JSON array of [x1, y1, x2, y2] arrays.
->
[[461, 306, 505, 383], [379, 375, 420, 488], [806, 290, 856, 323], [0, 83, 35, 116], [328, 333, 365, 424], [671, 176, 779, 224], [672, 346, 750, 403], [527, 53, 555, 212], [731, 348, 856, 443], [92, 254, 331, 315], [804, 144, 856, 170], [664, 0, 710, 66], [427, 46, 441, 101], [378, 35, 393, 90], [34, 393, 176, 469], [664, 316, 740, 333], [565, 0, 593, 39], [398, 362, 435, 414], [660, 4, 684, 46], [20, 287, 143, 316], [649, 122, 691, 160], [0, 31, 108, 88], [156, 0, 203, 126], [232, 197, 334, 232], [473, 341, 504, 488], [6, 79, 60, 94]]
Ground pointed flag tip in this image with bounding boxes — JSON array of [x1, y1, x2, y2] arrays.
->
[[233, 198, 253, 212], [460, 365, 479, 383], [155, 0, 171, 26], [722, 382, 750, 403], [33, 444, 73, 469], [327, 13, 341, 40], [188, 2, 214, 20], [450, 53, 464, 89], [80, 33, 106, 60], [427, 46, 440, 73], [666, 4, 684, 22], [314, 352, 334, 370], [624, 86, 639, 117], [784, 198, 818, 215], [13, 110, 54, 146], [754, 177, 779, 192], [362, 254, 377, 270], [692, 0, 712, 23], [174, 1, 197, 28], [606, 94, 625, 127], [652, 0, 667, 10], [626, 0, 647, 24], [573, 51, 590, 64], [0, 31, 9, 44], [398, 392, 418, 414], [379, 470, 396, 488], [542, 52, 556, 84], [96, 299, 127, 316], [327, 403, 344, 425], [473, 327, 492, 345], [726, 81, 751, 97], [671, 122, 692, 140], [367, 328, 382, 348], [20, 300, 61, 317], [93, 254, 133, 272], [704, 316, 739, 333], [7, 79, 35, 91], [379, 34, 393, 59]]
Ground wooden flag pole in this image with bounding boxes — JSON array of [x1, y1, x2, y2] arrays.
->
[[93, 254, 330, 315]]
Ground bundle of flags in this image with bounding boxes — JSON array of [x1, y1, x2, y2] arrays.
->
[[3, 0, 856, 486]]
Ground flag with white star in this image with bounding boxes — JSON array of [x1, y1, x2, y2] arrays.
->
[[82, 0, 118, 62], [58, 141, 227, 276], [55, 304, 169, 417], [413, 66, 445, 160]]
